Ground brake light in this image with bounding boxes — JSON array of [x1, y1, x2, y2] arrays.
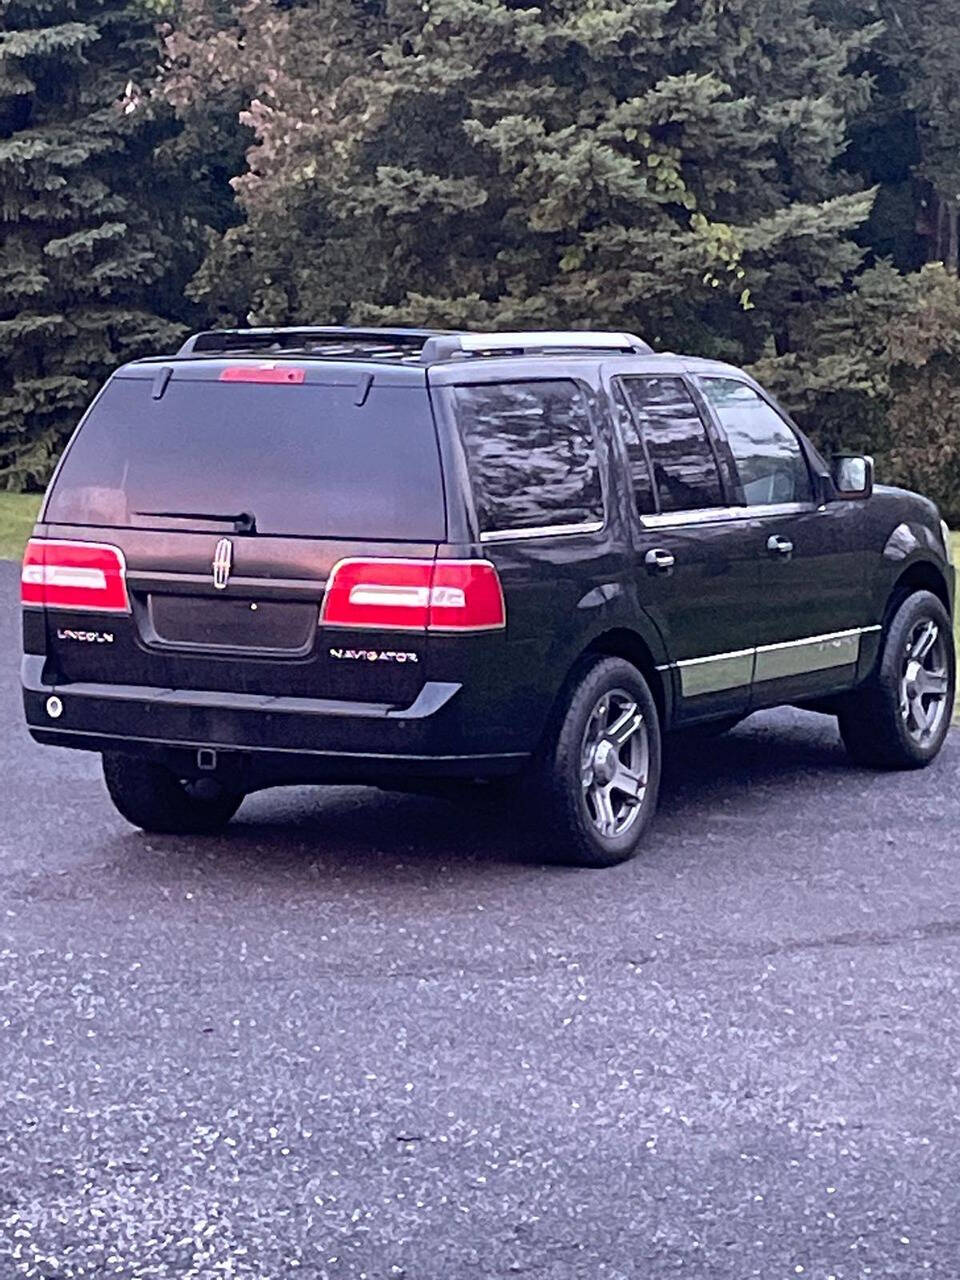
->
[[21, 539, 130, 613], [219, 365, 305, 384], [321, 559, 505, 632]]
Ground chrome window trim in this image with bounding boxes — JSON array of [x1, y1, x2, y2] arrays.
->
[[480, 519, 605, 544], [639, 500, 821, 530], [739, 501, 818, 519], [639, 506, 747, 529]]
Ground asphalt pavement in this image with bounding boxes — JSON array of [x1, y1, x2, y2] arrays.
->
[[1, 559, 959, 1279]]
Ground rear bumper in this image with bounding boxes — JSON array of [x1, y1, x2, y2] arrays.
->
[[21, 656, 527, 781]]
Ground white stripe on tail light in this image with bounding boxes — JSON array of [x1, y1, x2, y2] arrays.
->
[[322, 559, 505, 632], [21, 539, 130, 613]]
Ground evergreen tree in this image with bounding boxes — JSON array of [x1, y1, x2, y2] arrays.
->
[[169, 0, 879, 368], [0, 0, 195, 487], [876, 0, 960, 272], [752, 261, 960, 521]]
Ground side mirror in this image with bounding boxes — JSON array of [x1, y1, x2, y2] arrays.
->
[[831, 454, 874, 500]]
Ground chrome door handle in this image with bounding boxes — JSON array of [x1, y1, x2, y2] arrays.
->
[[766, 535, 794, 560], [644, 548, 676, 575]]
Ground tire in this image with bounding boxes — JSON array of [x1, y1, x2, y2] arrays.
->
[[837, 590, 955, 770], [102, 753, 244, 834], [531, 657, 662, 868]]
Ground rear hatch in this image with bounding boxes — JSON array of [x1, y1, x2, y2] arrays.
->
[[35, 358, 447, 707]]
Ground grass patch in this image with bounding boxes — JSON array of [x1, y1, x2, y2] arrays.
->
[[0, 492, 41, 560]]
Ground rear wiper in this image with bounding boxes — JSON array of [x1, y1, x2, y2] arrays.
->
[[134, 509, 258, 534]]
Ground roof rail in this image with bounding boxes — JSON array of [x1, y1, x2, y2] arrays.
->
[[174, 326, 654, 364], [176, 326, 446, 357], [419, 331, 652, 363]]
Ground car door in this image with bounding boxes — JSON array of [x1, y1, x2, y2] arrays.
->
[[695, 375, 877, 707], [609, 372, 761, 723]]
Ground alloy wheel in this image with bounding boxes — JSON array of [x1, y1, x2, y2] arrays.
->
[[899, 617, 951, 746], [580, 688, 649, 839]]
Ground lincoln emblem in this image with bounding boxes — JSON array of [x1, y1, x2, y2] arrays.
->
[[212, 537, 233, 590]]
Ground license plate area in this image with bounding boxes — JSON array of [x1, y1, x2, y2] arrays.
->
[[144, 594, 318, 657]]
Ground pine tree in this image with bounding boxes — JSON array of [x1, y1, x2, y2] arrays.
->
[[877, 0, 960, 271], [169, 0, 879, 367], [0, 0, 193, 487]]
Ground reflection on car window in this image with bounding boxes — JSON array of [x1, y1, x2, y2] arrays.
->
[[611, 383, 655, 516], [619, 376, 723, 513], [699, 378, 812, 506], [447, 380, 603, 534]]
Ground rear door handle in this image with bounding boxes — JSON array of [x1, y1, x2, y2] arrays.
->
[[766, 535, 794, 560], [644, 548, 676, 575]]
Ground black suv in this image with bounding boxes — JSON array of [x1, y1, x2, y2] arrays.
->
[[21, 327, 956, 867]]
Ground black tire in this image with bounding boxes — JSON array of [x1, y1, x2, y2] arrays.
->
[[837, 590, 955, 770], [102, 753, 244, 834], [531, 657, 662, 868]]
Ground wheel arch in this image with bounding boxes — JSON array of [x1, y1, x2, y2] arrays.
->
[[888, 559, 952, 621], [859, 558, 954, 686], [527, 625, 672, 765], [579, 627, 670, 724]]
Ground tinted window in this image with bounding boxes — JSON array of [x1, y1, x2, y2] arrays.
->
[[619, 376, 723, 513], [446, 380, 603, 534], [611, 383, 655, 516], [45, 375, 445, 541], [699, 378, 812, 506]]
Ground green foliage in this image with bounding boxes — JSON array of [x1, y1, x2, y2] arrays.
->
[[166, 0, 880, 368], [3, 0, 960, 516], [0, 0, 209, 488], [0, 489, 40, 558], [752, 264, 960, 521]]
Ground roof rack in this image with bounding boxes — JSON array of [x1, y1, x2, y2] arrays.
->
[[176, 326, 445, 357], [419, 331, 652, 363], [174, 327, 654, 363]]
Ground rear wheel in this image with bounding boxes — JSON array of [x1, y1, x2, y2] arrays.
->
[[838, 590, 955, 769], [532, 657, 661, 868], [102, 753, 244, 834]]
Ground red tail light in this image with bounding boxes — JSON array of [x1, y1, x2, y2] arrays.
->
[[219, 365, 305, 384], [21, 539, 130, 613], [321, 559, 505, 632]]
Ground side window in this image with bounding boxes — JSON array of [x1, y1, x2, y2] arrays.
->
[[447, 380, 603, 535], [611, 382, 656, 516], [619, 376, 724, 513], [699, 378, 813, 506]]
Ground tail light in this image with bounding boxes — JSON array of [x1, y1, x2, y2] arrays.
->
[[219, 365, 305, 384], [321, 558, 505, 632], [21, 539, 130, 613]]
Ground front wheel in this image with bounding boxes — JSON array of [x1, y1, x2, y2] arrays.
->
[[532, 657, 661, 868], [838, 590, 955, 770], [102, 753, 245, 834]]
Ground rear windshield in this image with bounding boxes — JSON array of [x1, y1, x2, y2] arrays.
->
[[45, 374, 446, 542]]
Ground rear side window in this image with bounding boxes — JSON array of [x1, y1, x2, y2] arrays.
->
[[618, 376, 723, 513], [611, 382, 656, 516], [44, 375, 446, 541], [443, 380, 603, 536]]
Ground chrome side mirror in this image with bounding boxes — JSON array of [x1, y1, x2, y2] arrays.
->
[[831, 454, 874, 500]]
